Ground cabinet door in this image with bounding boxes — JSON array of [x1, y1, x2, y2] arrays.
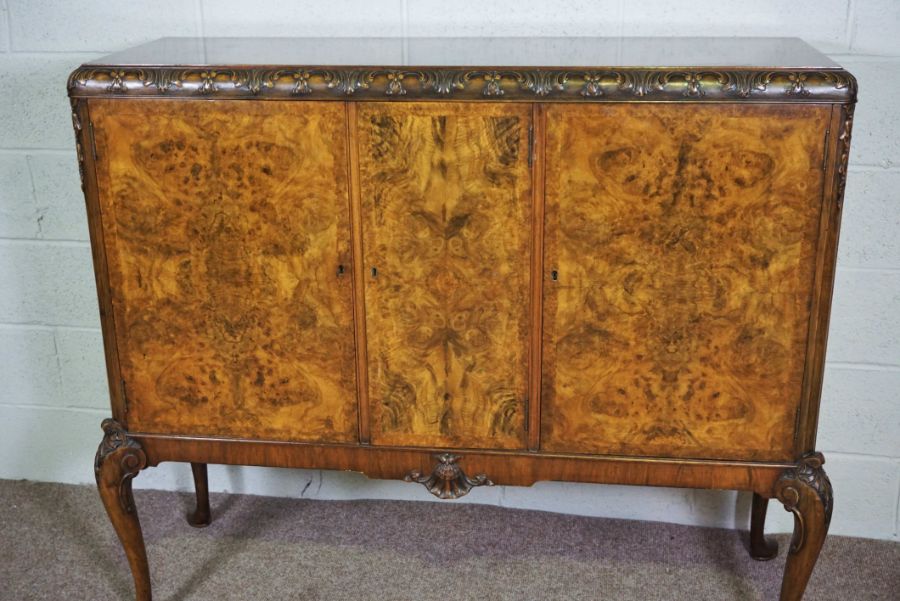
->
[[541, 103, 830, 461], [356, 102, 532, 449], [91, 99, 358, 442]]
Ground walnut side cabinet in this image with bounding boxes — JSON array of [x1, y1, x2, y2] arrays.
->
[[67, 37, 857, 601]]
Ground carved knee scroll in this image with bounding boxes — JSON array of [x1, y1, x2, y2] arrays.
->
[[774, 452, 833, 555], [95, 418, 147, 512], [774, 452, 833, 601], [95, 419, 152, 601]]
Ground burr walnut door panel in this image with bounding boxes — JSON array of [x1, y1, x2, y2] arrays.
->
[[356, 102, 532, 449], [541, 103, 830, 461], [90, 99, 358, 443]]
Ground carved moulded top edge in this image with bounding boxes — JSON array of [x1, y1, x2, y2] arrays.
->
[[66, 66, 857, 103]]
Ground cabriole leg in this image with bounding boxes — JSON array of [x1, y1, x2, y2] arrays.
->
[[749, 492, 779, 560], [774, 452, 833, 601], [187, 462, 212, 527], [95, 418, 151, 601]]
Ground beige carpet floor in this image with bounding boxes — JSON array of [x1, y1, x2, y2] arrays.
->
[[0, 479, 897, 600]]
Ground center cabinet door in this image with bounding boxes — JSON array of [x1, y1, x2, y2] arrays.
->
[[355, 102, 533, 449]]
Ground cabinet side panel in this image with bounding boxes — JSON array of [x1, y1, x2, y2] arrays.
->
[[797, 103, 851, 454], [91, 99, 358, 443], [74, 99, 126, 420], [542, 102, 830, 461], [357, 102, 532, 450]]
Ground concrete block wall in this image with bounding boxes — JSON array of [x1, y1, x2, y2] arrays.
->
[[0, 1, 897, 541]]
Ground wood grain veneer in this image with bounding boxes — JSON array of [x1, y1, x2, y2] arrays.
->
[[356, 102, 532, 449], [91, 99, 359, 443], [71, 36, 857, 601], [541, 103, 830, 462]]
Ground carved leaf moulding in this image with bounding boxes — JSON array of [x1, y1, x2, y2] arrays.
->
[[69, 98, 86, 190], [774, 452, 833, 555], [404, 453, 494, 499], [835, 104, 855, 207], [67, 67, 857, 102]]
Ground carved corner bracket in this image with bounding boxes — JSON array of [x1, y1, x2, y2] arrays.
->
[[774, 452, 833, 554], [404, 453, 494, 500], [94, 418, 147, 514]]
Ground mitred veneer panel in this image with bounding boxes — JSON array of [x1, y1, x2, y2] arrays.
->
[[91, 99, 359, 443], [541, 103, 830, 461]]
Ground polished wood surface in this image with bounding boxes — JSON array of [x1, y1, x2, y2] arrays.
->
[[796, 104, 851, 454], [72, 36, 856, 601], [356, 102, 532, 449], [527, 103, 547, 450], [346, 102, 372, 444], [187, 462, 211, 527], [541, 103, 830, 461], [71, 99, 127, 422], [135, 431, 788, 495], [90, 99, 358, 443], [750, 492, 779, 561], [775, 453, 833, 601], [85, 37, 840, 69], [94, 420, 151, 601]]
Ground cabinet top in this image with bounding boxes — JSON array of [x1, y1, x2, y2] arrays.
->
[[69, 37, 855, 103], [89, 37, 839, 69]]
